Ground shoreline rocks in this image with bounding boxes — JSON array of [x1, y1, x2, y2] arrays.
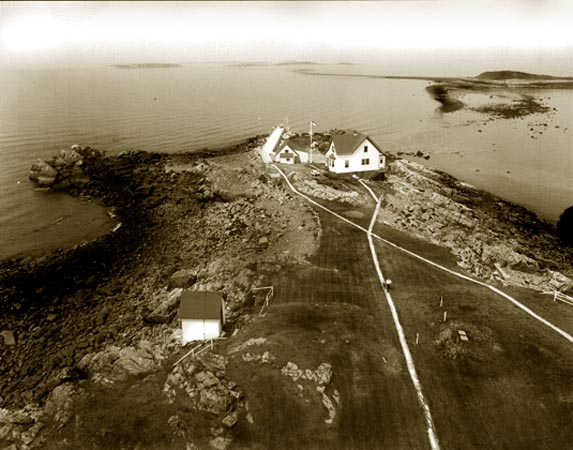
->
[[380, 159, 573, 291]]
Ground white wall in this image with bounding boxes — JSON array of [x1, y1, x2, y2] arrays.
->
[[181, 319, 221, 343], [297, 151, 309, 164], [276, 145, 310, 164], [275, 146, 296, 164]]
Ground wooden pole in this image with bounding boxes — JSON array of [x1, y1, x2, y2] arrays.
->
[[443, 311, 447, 322], [440, 296, 443, 307], [415, 333, 419, 345], [309, 120, 313, 164]]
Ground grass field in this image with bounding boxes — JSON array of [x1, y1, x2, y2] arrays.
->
[[225, 210, 431, 450], [246, 167, 572, 449], [372, 228, 572, 449]]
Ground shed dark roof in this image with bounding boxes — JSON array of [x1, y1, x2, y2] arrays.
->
[[179, 290, 223, 320], [277, 136, 309, 153]]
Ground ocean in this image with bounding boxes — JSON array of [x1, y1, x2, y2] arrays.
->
[[0, 63, 572, 260]]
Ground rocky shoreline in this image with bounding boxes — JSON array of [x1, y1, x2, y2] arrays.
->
[[1, 136, 572, 449], [379, 158, 573, 292], [1, 137, 321, 449]]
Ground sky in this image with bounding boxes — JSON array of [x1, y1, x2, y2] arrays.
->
[[1, 1, 572, 75]]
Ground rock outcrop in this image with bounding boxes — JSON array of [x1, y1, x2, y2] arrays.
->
[[163, 353, 243, 449], [78, 340, 165, 385]]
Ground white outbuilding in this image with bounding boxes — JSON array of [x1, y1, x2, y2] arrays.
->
[[273, 136, 310, 164], [179, 290, 225, 343], [325, 131, 385, 174]]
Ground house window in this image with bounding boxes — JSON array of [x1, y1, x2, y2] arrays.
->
[[362, 158, 370, 165], [364, 145, 368, 153], [345, 160, 349, 168]]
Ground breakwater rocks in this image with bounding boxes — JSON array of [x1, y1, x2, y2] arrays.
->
[[0, 138, 320, 449], [379, 160, 573, 291]]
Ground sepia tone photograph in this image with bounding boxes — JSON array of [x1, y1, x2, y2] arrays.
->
[[0, 1, 572, 449]]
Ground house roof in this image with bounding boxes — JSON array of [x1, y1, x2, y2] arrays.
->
[[277, 136, 309, 153], [330, 132, 381, 156], [179, 290, 223, 320]]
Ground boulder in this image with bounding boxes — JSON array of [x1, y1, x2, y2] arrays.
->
[[258, 237, 269, 247], [37, 177, 56, 187], [198, 387, 233, 415], [169, 270, 197, 289], [78, 341, 164, 384], [0, 330, 15, 346], [29, 159, 57, 181], [221, 410, 239, 428], [195, 371, 219, 389], [57, 149, 83, 165], [112, 347, 158, 380], [315, 363, 333, 385], [210, 437, 232, 450], [43, 383, 75, 426]]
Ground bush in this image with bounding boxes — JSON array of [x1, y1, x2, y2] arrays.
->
[[556, 205, 573, 246]]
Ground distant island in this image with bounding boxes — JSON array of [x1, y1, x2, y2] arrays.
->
[[476, 70, 573, 81], [275, 60, 319, 66], [112, 63, 181, 69], [228, 62, 270, 67]]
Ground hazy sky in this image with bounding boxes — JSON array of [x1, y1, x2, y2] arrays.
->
[[1, 1, 572, 74]]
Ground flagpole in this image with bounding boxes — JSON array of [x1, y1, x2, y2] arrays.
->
[[309, 120, 313, 165]]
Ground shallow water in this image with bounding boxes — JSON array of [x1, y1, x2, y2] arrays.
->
[[0, 64, 571, 260]]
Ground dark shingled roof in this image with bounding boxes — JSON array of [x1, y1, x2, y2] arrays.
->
[[277, 136, 310, 153], [179, 290, 223, 320], [330, 132, 368, 155]]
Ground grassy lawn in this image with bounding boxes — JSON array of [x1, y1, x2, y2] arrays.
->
[[224, 209, 430, 450], [372, 228, 573, 450], [261, 171, 572, 449]]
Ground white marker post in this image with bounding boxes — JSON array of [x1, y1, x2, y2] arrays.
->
[[440, 296, 443, 307], [416, 333, 420, 345], [443, 311, 447, 322]]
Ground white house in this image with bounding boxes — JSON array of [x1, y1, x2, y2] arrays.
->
[[273, 136, 310, 164], [178, 290, 225, 343], [324, 132, 386, 174]]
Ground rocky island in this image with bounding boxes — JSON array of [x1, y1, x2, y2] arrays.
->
[[1, 134, 572, 450]]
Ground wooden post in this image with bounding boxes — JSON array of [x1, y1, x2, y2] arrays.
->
[[440, 296, 443, 308], [415, 333, 419, 345], [309, 120, 313, 164], [443, 311, 447, 322], [553, 291, 557, 302]]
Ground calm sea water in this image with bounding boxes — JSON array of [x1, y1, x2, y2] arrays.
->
[[1, 64, 572, 260]]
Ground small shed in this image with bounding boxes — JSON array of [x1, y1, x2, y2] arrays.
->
[[274, 136, 310, 164], [179, 290, 225, 343]]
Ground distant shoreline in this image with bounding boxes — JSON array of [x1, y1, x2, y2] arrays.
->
[[112, 63, 181, 69], [294, 70, 573, 89]]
